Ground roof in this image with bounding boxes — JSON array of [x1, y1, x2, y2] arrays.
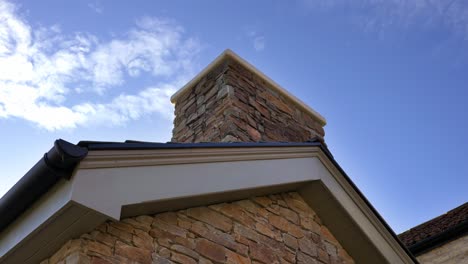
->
[[398, 202, 468, 255], [170, 49, 327, 126], [78, 139, 325, 150], [0, 139, 417, 264]]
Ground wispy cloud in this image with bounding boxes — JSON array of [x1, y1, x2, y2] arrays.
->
[[0, 1, 200, 130], [301, 0, 468, 41], [247, 31, 265, 51], [253, 36, 265, 51], [88, 1, 103, 14]]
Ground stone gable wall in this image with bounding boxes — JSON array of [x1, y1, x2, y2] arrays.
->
[[40, 192, 353, 264], [172, 59, 325, 143], [416, 235, 468, 264]]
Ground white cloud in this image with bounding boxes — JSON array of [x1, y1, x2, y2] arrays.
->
[[0, 1, 200, 130]]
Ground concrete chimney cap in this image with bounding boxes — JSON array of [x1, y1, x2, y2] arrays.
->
[[170, 49, 327, 126]]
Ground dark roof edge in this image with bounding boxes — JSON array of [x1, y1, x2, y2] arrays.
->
[[408, 220, 468, 256], [317, 144, 420, 263], [78, 140, 325, 150], [0, 139, 87, 233]]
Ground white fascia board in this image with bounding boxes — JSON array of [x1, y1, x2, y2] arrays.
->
[[0, 179, 72, 258], [312, 151, 415, 263]]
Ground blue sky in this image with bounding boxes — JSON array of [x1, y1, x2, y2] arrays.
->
[[1, 0, 467, 234]]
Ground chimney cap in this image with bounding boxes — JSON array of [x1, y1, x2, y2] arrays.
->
[[170, 49, 327, 126]]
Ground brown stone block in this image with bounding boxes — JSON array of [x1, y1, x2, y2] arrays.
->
[[171, 252, 197, 264], [318, 248, 330, 263], [171, 244, 199, 259], [209, 203, 256, 228], [158, 247, 171, 258], [226, 250, 251, 264], [122, 218, 151, 232], [195, 238, 226, 263], [86, 241, 112, 257], [234, 89, 249, 104], [324, 241, 338, 257], [93, 231, 117, 247], [107, 226, 132, 244], [246, 125, 262, 141], [300, 216, 321, 234], [297, 251, 318, 264], [234, 200, 259, 215], [177, 218, 192, 230], [268, 214, 304, 238], [251, 196, 273, 208], [109, 222, 135, 234], [152, 220, 187, 238], [190, 221, 248, 256], [255, 222, 282, 241], [180, 97, 196, 114], [283, 194, 316, 217], [233, 224, 283, 252], [133, 229, 153, 250], [298, 237, 318, 257], [154, 212, 179, 225], [282, 233, 298, 250], [248, 241, 279, 264], [249, 97, 270, 119], [186, 207, 233, 232], [261, 91, 293, 115], [204, 85, 218, 102], [90, 256, 113, 264], [149, 228, 177, 247], [115, 241, 152, 264], [174, 236, 196, 250], [279, 207, 299, 225]]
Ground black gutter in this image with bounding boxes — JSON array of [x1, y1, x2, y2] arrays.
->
[[78, 140, 324, 150], [0, 139, 87, 233], [408, 221, 468, 256]]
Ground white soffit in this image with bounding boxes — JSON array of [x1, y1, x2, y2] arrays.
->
[[170, 49, 327, 126]]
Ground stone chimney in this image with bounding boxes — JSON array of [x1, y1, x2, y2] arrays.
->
[[171, 50, 326, 143]]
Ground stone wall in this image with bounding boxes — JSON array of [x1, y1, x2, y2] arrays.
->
[[40, 192, 353, 264], [172, 58, 325, 143], [416, 235, 468, 264]]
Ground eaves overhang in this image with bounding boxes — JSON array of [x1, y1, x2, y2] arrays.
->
[[0, 139, 87, 233], [0, 140, 417, 264]]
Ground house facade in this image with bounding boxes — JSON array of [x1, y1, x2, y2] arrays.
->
[[399, 202, 468, 264], [0, 50, 416, 264]]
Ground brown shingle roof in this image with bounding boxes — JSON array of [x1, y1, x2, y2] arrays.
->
[[398, 202, 468, 250]]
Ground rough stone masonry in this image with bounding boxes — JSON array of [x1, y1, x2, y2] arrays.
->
[[171, 56, 325, 143], [40, 193, 354, 264]]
